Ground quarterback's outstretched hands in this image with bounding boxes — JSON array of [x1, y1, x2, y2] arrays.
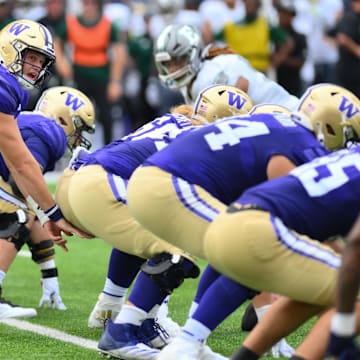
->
[[44, 218, 94, 252]]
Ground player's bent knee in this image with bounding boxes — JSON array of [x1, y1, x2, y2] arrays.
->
[[0, 209, 29, 250]]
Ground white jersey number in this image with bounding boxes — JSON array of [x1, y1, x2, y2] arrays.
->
[[204, 119, 270, 151], [291, 150, 360, 196]]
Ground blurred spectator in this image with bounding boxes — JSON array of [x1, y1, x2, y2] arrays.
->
[[336, 0, 360, 97], [215, 0, 293, 74], [200, 0, 244, 40], [294, 0, 343, 85], [13, 0, 46, 20], [0, 0, 15, 30], [173, 0, 212, 44], [125, 11, 158, 130], [272, 0, 307, 96], [36, 0, 67, 90], [54, 0, 127, 147]]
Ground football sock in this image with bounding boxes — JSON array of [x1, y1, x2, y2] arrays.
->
[[193, 265, 221, 303], [128, 271, 166, 312], [0, 270, 5, 286], [107, 248, 143, 287], [114, 304, 147, 326], [180, 318, 211, 343], [188, 301, 199, 318], [103, 278, 127, 298], [254, 304, 271, 320], [192, 275, 252, 331]]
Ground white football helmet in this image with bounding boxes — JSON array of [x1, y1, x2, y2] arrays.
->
[[154, 24, 203, 89], [292, 83, 360, 151], [249, 104, 291, 115], [0, 19, 55, 89], [192, 85, 253, 124], [35, 86, 95, 151]]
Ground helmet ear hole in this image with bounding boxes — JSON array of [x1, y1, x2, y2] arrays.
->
[[326, 124, 336, 136], [58, 117, 68, 127]]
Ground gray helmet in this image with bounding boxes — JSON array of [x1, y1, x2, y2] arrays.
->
[[154, 24, 204, 89]]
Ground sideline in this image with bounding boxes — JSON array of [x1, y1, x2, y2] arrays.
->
[[0, 318, 98, 351]]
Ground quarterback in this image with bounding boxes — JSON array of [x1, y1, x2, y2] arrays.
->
[[0, 19, 91, 243]]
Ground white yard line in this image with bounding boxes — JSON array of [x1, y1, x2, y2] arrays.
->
[[0, 319, 98, 351]]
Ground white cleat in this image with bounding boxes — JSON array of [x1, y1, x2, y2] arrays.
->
[[155, 315, 181, 338], [200, 344, 229, 360], [88, 292, 124, 328], [157, 337, 228, 360], [0, 298, 37, 319]]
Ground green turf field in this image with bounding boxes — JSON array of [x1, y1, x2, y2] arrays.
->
[[0, 184, 315, 359]]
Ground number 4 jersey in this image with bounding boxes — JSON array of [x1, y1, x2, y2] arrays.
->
[[144, 113, 329, 205], [237, 147, 360, 241]]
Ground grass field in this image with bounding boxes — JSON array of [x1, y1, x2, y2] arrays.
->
[[0, 184, 315, 360]]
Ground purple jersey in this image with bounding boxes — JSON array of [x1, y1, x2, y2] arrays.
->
[[0, 112, 67, 181], [73, 113, 196, 179], [0, 66, 28, 116], [144, 113, 329, 205], [237, 147, 360, 241]]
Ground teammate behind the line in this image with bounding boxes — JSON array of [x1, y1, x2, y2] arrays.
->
[[0, 86, 95, 318]]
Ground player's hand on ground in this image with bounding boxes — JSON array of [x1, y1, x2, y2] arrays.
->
[[39, 277, 67, 310], [270, 338, 294, 358]]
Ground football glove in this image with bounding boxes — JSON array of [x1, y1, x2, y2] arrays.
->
[[39, 277, 67, 310], [270, 338, 294, 358]]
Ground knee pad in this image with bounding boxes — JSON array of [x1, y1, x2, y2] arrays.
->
[[0, 209, 29, 250], [141, 252, 200, 295], [28, 239, 55, 263]]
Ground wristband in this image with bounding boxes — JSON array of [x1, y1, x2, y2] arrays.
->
[[26, 196, 50, 225], [331, 312, 356, 336], [44, 204, 63, 222]]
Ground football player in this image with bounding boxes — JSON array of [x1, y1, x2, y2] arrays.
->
[[0, 18, 92, 315], [125, 83, 356, 359], [0, 19, 91, 239], [154, 23, 300, 110], [54, 86, 253, 360], [201, 88, 360, 360], [0, 86, 95, 318]]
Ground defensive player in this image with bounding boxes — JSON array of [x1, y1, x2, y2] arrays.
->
[[126, 84, 353, 359], [201, 87, 360, 359], [154, 23, 300, 109], [0, 86, 95, 318], [54, 86, 254, 360]]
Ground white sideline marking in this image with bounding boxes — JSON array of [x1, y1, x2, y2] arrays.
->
[[0, 319, 98, 351], [18, 250, 31, 258]]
